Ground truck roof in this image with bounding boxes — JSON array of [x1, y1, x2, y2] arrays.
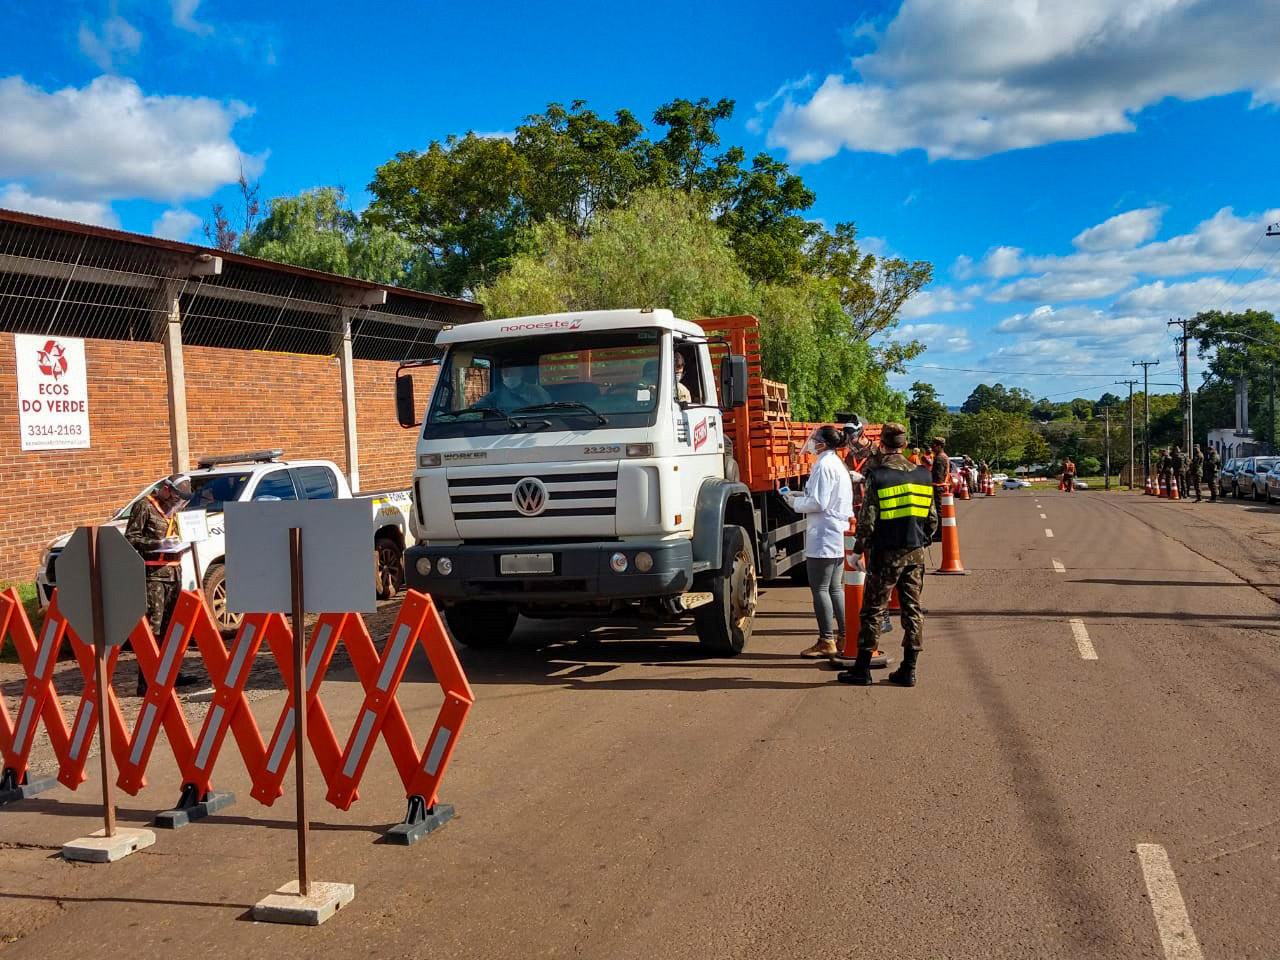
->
[[436, 308, 708, 344]]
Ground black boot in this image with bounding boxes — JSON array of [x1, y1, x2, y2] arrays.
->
[[837, 649, 873, 685], [888, 648, 918, 687]]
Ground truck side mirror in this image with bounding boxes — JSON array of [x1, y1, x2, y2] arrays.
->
[[395, 368, 418, 428], [720, 354, 748, 409]]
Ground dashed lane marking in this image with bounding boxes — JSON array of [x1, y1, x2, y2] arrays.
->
[[1045, 528, 1054, 538], [1136, 843, 1204, 960], [1052, 559, 1066, 573], [1040, 512, 1047, 519], [1069, 618, 1097, 660]]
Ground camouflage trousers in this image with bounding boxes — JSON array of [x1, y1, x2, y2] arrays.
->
[[145, 577, 179, 642], [857, 557, 925, 653]]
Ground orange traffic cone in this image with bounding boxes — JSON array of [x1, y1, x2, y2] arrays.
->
[[841, 529, 865, 657], [956, 474, 970, 500], [1159, 475, 1169, 498], [889, 585, 901, 611], [936, 490, 966, 575], [1144, 474, 1153, 495], [1169, 475, 1180, 500]]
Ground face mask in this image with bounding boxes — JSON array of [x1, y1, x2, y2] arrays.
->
[[502, 370, 523, 389]]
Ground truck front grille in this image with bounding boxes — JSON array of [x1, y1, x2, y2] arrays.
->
[[448, 469, 617, 520]]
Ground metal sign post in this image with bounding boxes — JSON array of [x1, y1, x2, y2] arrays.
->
[[225, 499, 372, 925], [289, 527, 310, 898], [59, 525, 154, 863]]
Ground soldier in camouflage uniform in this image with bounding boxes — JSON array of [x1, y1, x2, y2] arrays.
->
[[124, 475, 192, 695], [838, 422, 939, 687]]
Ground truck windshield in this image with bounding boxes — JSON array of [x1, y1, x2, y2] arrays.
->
[[185, 472, 252, 513], [424, 328, 663, 439]]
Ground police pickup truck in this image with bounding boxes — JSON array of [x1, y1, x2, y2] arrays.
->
[[35, 451, 414, 634]]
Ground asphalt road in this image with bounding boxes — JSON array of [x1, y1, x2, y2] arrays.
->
[[2, 488, 1278, 958]]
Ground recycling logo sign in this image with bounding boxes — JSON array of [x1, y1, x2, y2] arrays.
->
[[15, 333, 90, 450]]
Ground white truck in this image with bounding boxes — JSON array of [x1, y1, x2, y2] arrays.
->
[[35, 451, 415, 634], [395, 308, 830, 655]]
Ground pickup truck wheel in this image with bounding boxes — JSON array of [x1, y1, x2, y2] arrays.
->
[[444, 602, 518, 649], [694, 524, 757, 655], [375, 536, 404, 600], [202, 563, 242, 638]]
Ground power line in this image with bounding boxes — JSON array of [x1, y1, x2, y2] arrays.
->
[[905, 363, 1135, 379], [1195, 226, 1266, 315]]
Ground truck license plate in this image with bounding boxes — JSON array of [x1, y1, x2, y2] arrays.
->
[[500, 553, 554, 575]]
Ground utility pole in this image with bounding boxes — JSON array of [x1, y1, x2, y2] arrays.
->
[[1117, 379, 1137, 489], [1102, 404, 1112, 490], [1133, 360, 1160, 483], [1168, 317, 1194, 453]]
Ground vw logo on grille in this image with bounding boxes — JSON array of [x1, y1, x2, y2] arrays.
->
[[512, 477, 548, 516]]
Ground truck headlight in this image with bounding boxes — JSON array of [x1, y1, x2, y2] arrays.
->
[[419, 453, 442, 467], [609, 552, 628, 573], [437, 558, 453, 575], [416, 557, 432, 576], [634, 551, 654, 572]]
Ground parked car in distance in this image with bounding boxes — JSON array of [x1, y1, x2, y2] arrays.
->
[[1072, 478, 1088, 490], [991, 473, 1009, 483], [1235, 456, 1280, 501], [1259, 459, 1280, 503], [1218, 458, 1241, 498], [1003, 478, 1032, 489]]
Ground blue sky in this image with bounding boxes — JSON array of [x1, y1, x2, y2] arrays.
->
[[3, 0, 1279, 406]]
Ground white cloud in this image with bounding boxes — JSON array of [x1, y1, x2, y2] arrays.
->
[[78, 15, 142, 72], [151, 208, 201, 241], [897, 322, 975, 353], [899, 285, 977, 320], [0, 184, 119, 228], [765, 0, 1280, 163], [989, 273, 1135, 303], [171, 0, 213, 36], [0, 75, 260, 202], [1073, 207, 1164, 252]]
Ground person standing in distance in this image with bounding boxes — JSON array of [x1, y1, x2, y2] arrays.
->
[[929, 436, 950, 538], [839, 423, 938, 687], [787, 426, 855, 659], [1189, 445, 1205, 501], [1203, 446, 1220, 502]]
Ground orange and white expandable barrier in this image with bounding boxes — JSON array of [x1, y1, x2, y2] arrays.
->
[[0, 586, 472, 843], [936, 490, 967, 575]]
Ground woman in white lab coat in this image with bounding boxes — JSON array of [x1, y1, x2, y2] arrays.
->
[[786, 425, 856, 659]]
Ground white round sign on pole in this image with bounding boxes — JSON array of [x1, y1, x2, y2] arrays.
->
[[58, 526, 147, 647]]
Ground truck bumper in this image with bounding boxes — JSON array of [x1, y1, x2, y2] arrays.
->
[[404, 540, 693, 603]]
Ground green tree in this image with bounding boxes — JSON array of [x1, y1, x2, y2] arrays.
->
[[366, 133, 529, 295], [240, 187, 414, 285], [948, 410, 1031, 468], [1021, 431, 1051, 466], [906, 381, 949, 443], [475, 189, 904, 422], [960, 383, 1031, 416], [1191, 309, 1280, 448]]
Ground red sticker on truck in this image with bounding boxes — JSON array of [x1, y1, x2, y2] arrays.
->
[[693, 417, 708, 450]]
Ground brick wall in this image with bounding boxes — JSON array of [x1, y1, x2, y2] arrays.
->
[[0, 340, 432, 584], [353, 359, 436, 492], [0, 334, 173, 583], [184, 346, 347, 472]]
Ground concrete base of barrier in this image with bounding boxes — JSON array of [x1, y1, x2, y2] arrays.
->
[[384, 801, 455, 846], [253, 880, 355, 926], [153, 790, 236, 829], [0, 772, 58, 807], [62, 827, 156, 863]]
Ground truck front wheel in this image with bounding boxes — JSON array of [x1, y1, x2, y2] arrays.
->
[[694, 524, 757, 655], [444, 602, 518, 649], [375, 535, 404, 600]]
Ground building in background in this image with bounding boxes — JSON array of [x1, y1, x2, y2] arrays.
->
[[0, 208, 481, 583]]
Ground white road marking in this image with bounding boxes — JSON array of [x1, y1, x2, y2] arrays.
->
[[1136, 843, 1204, 960], [1069, 618, 1097, 660], [1040, 512, 1047, 519], [1052, 559, 1066, 573], [1045, 528, 1054, 538]]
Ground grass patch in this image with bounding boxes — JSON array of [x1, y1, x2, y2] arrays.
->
[[0, 580, 42, 662]]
